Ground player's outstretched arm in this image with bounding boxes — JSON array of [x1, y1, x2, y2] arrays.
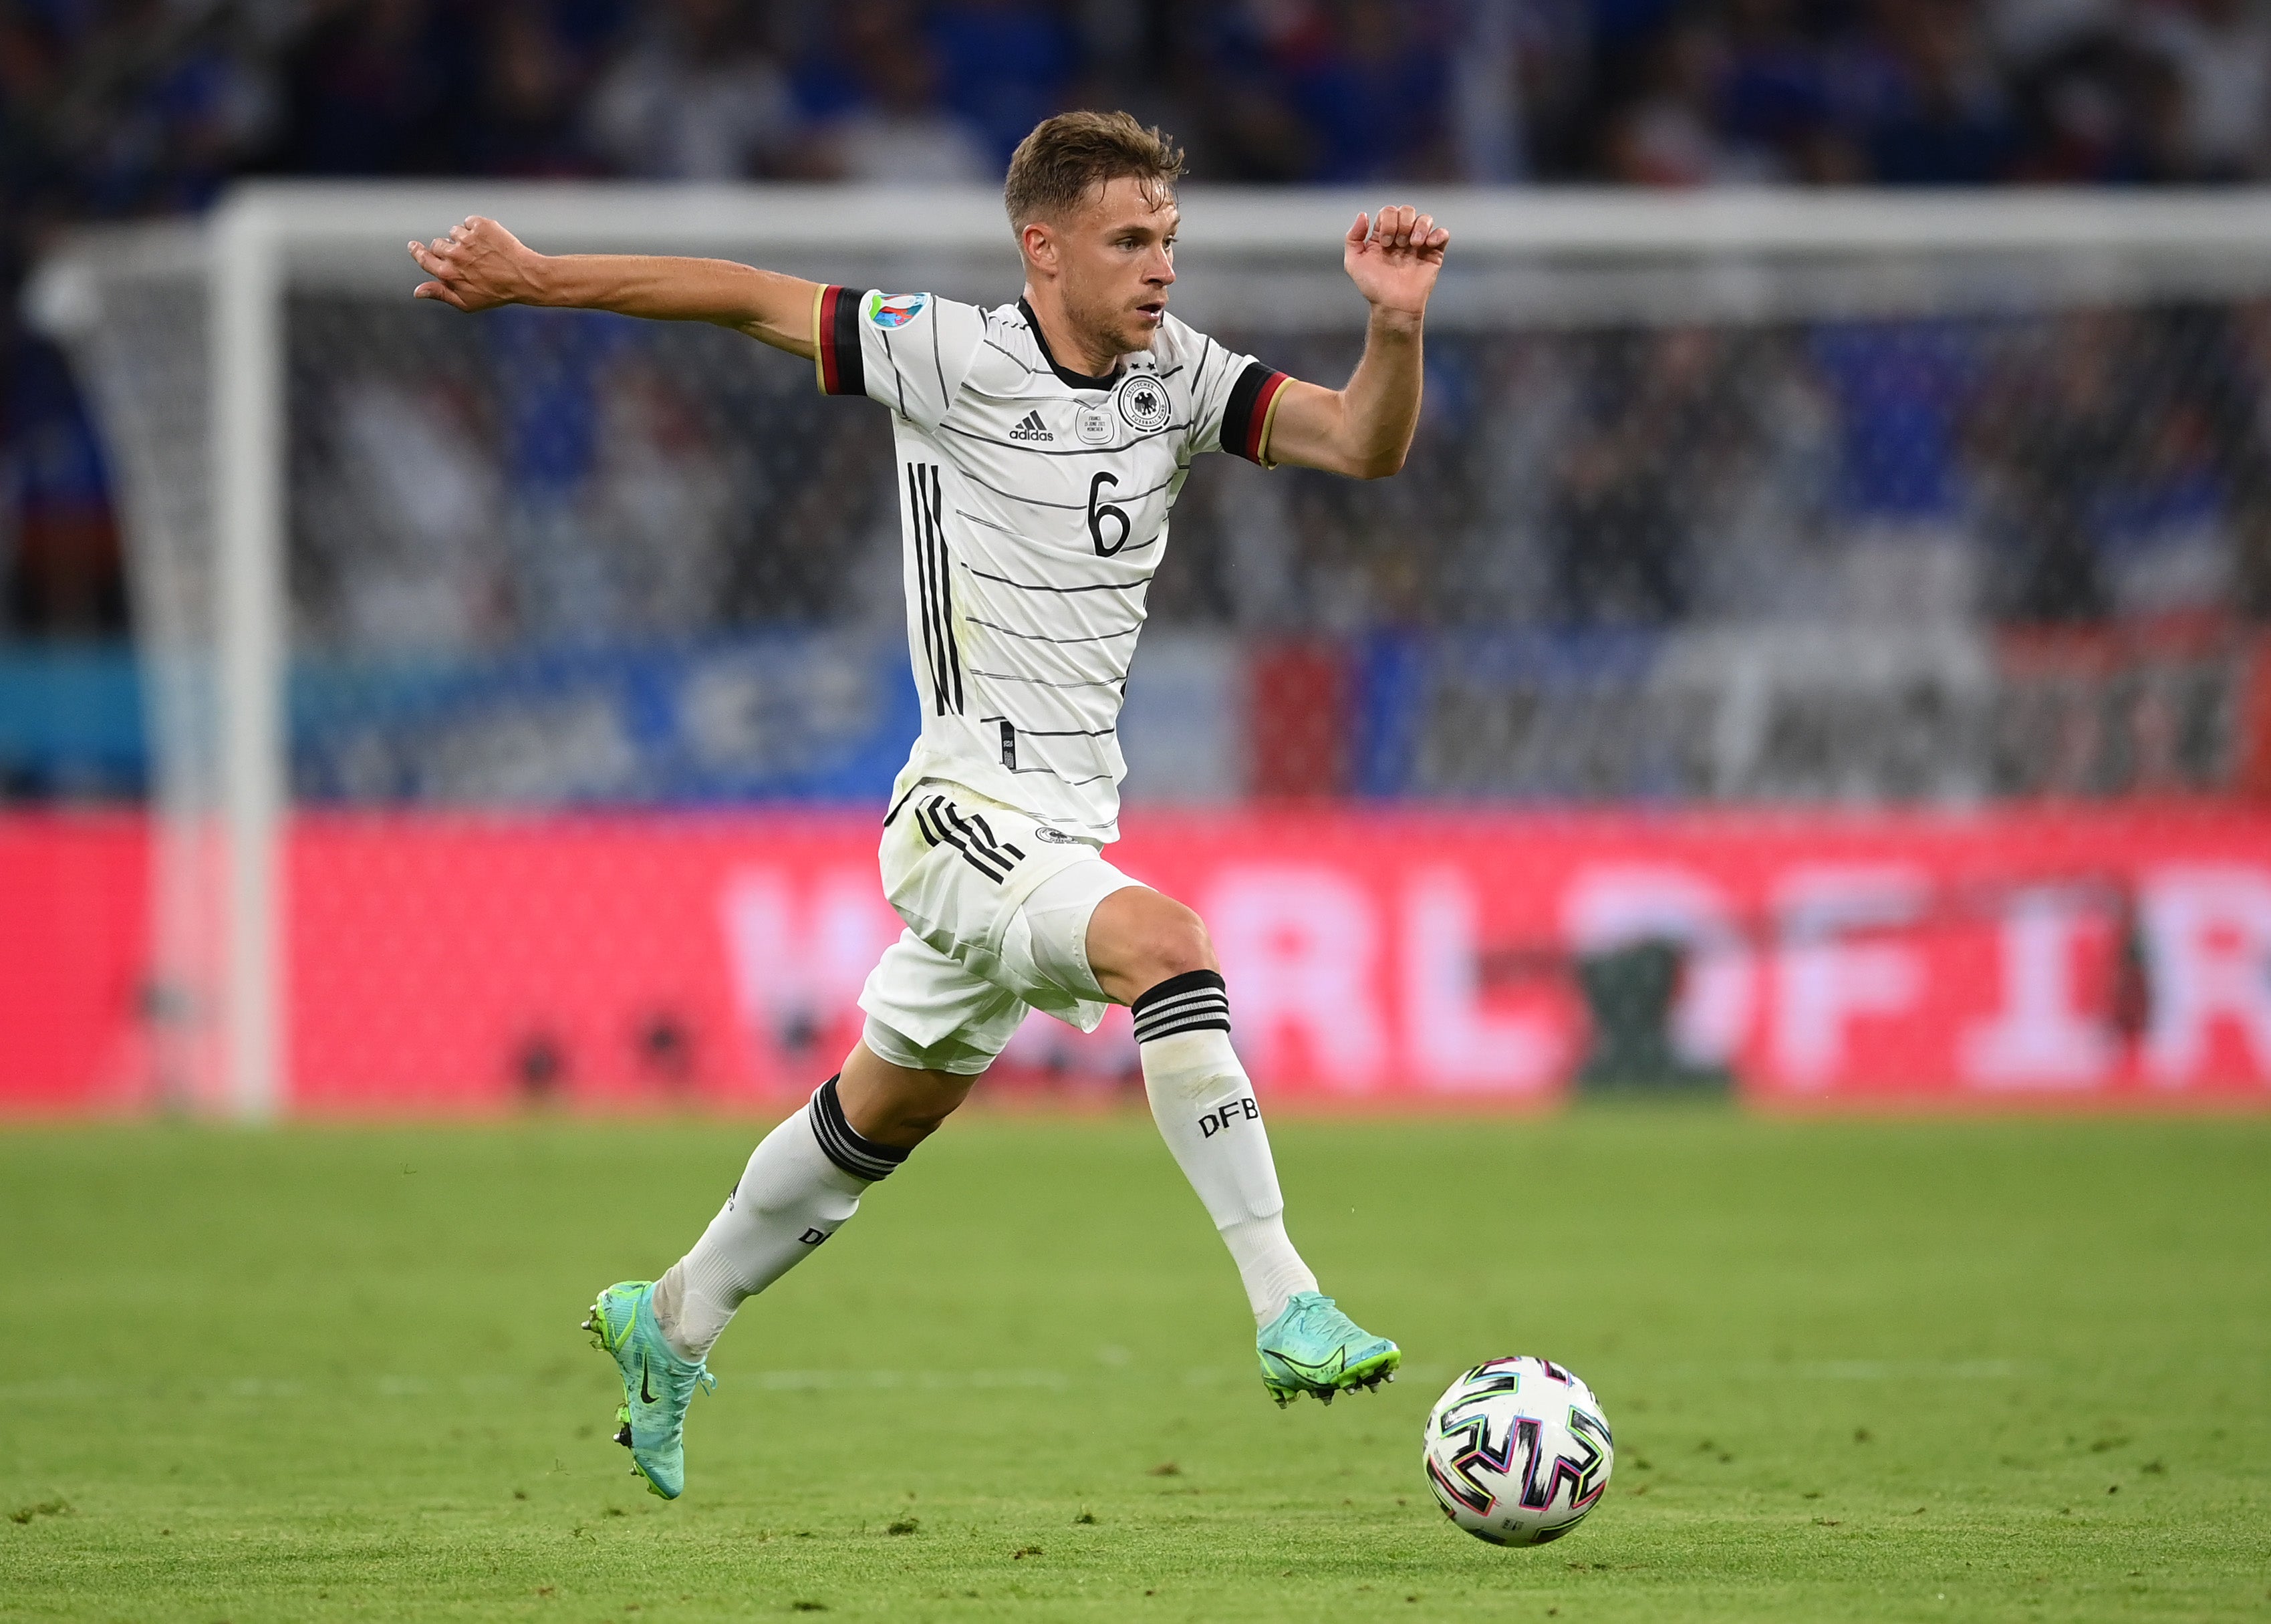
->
[[408, 217, 821, 358], [1260, 205, 1449, 480]]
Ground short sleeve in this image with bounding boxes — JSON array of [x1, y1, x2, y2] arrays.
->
[[1184, 328, 1293, 466], [813, 287, 986, 430]]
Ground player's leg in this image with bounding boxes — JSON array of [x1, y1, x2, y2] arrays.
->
[[587, 1045, 956, 1500], [591, 932, 1022, 1498], [1083, 886, 1316, 1323], [648, 1043, 971, 1365], [1083, 885, 1399, 1403], [649, 928, 1020, 1363]]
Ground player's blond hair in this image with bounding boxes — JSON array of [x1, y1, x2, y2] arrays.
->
[[1003, 112, 1186, 229]]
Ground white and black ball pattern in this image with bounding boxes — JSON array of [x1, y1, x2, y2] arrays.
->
[[1422, 1356, 1614, 1546]]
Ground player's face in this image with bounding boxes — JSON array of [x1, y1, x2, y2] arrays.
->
[[1058, 178, 1178, 356]]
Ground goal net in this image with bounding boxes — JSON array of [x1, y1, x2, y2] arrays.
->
[[29, 183, 2271, 1114]]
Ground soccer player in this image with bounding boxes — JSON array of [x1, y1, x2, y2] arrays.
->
[[409, 111, 1448, 1500]]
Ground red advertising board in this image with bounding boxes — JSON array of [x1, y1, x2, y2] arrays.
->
[[5, 807, 2270, 1113], [0, 814, 150, 1111]]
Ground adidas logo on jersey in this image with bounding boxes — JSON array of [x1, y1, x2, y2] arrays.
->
[[1009, 410, 1054, 442]]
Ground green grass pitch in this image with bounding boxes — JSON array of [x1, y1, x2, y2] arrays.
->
[[3, 1108, 2266, 1622]]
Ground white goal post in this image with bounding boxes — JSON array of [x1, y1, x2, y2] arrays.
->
[[26, 182, 2271, 1121]]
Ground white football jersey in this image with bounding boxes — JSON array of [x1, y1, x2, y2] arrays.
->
[[813, 285, 1289, 843]]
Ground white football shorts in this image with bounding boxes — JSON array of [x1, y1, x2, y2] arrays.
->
[[857, 781, 1142, 1075]]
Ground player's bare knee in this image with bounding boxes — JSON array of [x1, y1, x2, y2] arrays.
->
[[839, 1045, 973, 1147], [1136, 900, 1217, 989], [890, 1084, 968, 1141]]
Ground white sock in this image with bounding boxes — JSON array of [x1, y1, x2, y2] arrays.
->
[[652, 1076, 907, 1361], [1132, 970, 1319, 1324]]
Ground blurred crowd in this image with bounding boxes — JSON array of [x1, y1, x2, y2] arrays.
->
[[8, 0, 2271, 643], [7, 0, 2271, 216], [282, 304, 2271, 652], [1223, 309, 2271, 634]]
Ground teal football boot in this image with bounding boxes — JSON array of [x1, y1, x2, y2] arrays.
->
[[1256, 1291, 1401, 1407], [582, 1280, 715, 1499]]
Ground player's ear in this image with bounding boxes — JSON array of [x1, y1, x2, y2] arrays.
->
[[1020, 221, 1058, 279]]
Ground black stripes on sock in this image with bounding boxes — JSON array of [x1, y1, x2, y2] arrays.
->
[[1130, 968, 1232, 1045], [807, 1076, 912, 1183]]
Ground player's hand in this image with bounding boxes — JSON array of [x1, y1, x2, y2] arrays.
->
[[408, 217, 543, 312], [1343, 205, 1449, 319]]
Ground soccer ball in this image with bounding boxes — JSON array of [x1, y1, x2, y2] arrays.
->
[[1422, 1356, 1614, 1546]]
